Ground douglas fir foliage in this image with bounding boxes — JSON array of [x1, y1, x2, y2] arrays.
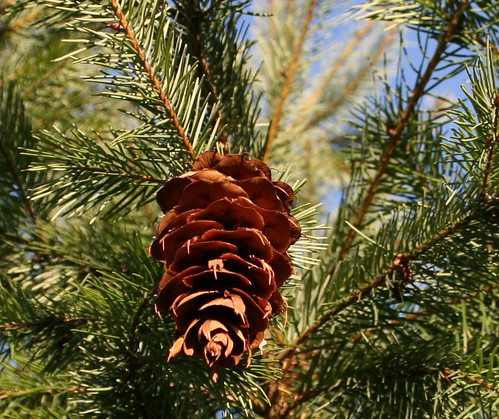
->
[[0, 1, 498, 418]]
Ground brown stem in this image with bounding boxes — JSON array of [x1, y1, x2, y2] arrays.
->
[[263, 0, 318, 163], [268, 208, 475, 416], [329, 0, 469, 276], [0, 7, 44, 45], [110, 0, 195, 160], [268, 210, 476, 416], [6, 8, 44, 32], [473, 36, 499, 55], [22, 60, 69, 99], [306, 21, 376, 109]]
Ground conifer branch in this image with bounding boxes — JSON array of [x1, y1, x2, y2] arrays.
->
[[21, 61, 68, 99], [110, 0, 195, 160], [263, 0, 318, 163], [2, 1, 497, 416], [277, 366, 498, 418], [5, 8, 43, 33], [267, 208, 481, 416], [346, 283, 498, 342], [0, 7, 43, 43], [473, 37, 499, 55], [279, 208, 478, 362], [329, 0, 470, 276]]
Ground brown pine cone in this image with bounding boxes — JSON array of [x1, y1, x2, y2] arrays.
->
[[151, 151, 300, 380]]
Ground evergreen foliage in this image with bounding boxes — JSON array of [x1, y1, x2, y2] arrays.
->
[[0, 0, 497, 418]]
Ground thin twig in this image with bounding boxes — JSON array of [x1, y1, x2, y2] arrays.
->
[[473, 36, 499, 55], [329, 0, 470, 276], [263, 0, 318, 163], [0, 7, 44, 45], [265, 209, 480, 413], [268, 208, 476, 416], [7, 8, 44, 32], [110, 0, 195, 160], [22, 61, 69, 98]]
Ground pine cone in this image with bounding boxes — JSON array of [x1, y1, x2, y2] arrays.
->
[[151, 151, 300, 380]]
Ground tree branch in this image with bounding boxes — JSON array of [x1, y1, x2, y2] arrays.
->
[[329, 0, 470, 276], [268, 205, 479, 416], [110, 0, 195, 160], [304, 20, 377, 111], [287, 21, 390, 133], [263, 0, 318, 163], [279, 209, 477, 363], [279, 365, 497, 418], [0, 7, 44, 45], [268, 209, 479, 417]]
